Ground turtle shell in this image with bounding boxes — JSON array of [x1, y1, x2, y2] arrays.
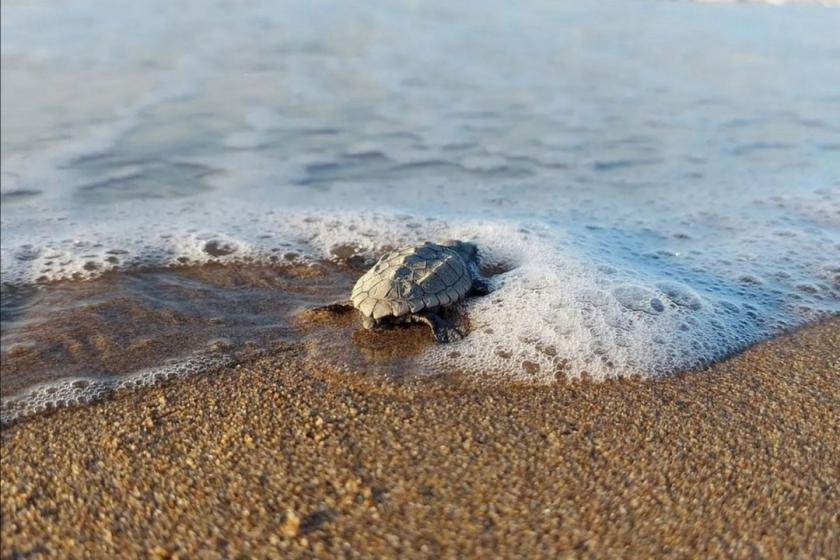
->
[[351, 243, 472, 320]]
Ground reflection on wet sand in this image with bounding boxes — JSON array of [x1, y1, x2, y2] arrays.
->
[[2, 262, 479, 423]]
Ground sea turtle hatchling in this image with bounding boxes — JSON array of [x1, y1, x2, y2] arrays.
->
[[318, 240, 491, 342]]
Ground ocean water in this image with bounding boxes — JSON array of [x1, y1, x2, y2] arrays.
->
[[2, 0, 839, 421]]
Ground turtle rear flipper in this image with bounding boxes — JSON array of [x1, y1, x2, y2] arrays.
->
[[413, 310, 466, 343], [469, 277, 492, 297]]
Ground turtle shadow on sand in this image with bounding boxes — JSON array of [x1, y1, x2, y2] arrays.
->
[[297, 294, 474, 379], [309, 240, 492, 344], [295, 303, 439, 375]]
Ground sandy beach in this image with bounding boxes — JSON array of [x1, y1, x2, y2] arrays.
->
[[2, 319, 837, 558], [3, 1, 839, 558]]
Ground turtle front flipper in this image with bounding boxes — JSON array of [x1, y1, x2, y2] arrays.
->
[[413, 310, 466, 343], [312, 300, 354, 314]]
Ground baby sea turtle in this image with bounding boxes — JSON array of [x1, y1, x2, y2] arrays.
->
[[319, 240, 491, 342]]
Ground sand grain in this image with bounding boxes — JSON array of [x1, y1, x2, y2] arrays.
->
[[2, 322, 838, 558]]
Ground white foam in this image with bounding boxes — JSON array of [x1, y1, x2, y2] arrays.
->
[[0, 354, 232, 425], [4, 199, 837, 383]]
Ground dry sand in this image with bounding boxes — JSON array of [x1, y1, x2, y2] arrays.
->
[[2, 320, 838, 559]]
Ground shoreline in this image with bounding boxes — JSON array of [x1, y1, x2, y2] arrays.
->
[[2, 319, 838, 557]]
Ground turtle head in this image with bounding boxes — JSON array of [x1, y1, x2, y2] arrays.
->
[[440, 239, 479, 265]]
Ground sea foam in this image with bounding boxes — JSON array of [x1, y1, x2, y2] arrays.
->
[[0, 355, 232, 425], [3, 196, 837, 384]]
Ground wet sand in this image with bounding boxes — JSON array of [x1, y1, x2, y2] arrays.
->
[[2, 320, 838, 558]]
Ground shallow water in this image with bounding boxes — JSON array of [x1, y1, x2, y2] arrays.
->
[[2, 0, 839, 420]]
